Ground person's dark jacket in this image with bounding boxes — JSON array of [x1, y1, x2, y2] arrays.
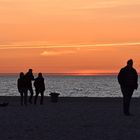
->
[[17, 77, 27, 92], [118, 66, 138, 89], [34, 77, 45, 92], [25, 72, 34, 87]]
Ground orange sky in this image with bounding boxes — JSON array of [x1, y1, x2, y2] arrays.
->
[[0, 0, 140, 74]]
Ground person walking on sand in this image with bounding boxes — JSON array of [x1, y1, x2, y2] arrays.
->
[[118, 59, 138, 116], [17, 72, 28, 106], [25, 69, 34, 104], [34, 73, 45, 105]]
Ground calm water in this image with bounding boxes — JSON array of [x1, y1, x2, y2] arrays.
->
[[0, 75, 140, 97]]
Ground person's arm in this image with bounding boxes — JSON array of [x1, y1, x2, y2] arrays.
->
[[135, 70, 138, 90], [31, 74, 34, 80], [17, 79, 19, 89], [42, 79, 45, 91], [118, 69, 123, 85], [17, 79, 20, 91]]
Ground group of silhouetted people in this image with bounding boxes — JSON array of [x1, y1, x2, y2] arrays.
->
[[17, 59, 138, 116], [17, 69, 45, 106]]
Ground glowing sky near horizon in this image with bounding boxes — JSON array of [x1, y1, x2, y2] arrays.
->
[[0, 0, 140, 73]]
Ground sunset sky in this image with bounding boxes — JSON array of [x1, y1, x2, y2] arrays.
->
[[0, 0, 140, 74]]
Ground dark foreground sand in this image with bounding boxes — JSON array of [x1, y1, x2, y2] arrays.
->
[[0, 96, 140, 140]]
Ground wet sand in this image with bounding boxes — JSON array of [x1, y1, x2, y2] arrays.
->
[[0, 96, 140, 140]]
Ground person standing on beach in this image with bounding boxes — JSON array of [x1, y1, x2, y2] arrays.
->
[[34, 73, 45, 105], [118, 59, 138, 116], [17, 72, 28, 106], [25, 69, 34, 104]]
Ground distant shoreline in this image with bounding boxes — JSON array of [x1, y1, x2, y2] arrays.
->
[[0, 73, 139, 76], [0, 73, 118, 76]]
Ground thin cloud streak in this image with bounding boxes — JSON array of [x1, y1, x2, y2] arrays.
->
[[41, 50, 75, 56], [74, 0, 140, 10], [0, 42, 140, 49]]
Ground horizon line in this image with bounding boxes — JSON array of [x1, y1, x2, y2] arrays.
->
[[0, 72, 140, 76]]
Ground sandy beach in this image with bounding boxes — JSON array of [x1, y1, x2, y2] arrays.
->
[[0, 96, 140, 140]]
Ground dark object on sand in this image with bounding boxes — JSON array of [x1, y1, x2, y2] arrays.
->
[[0, 102, 9, 107], [49, 92, 60, 103]]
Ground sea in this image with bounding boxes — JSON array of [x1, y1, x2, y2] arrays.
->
[[0, 75, 140, 97]]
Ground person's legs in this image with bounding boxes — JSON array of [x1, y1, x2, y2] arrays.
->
[[24, 90, 28, 106], [125, 88, 134, 114], [28, 87, 34, 103], [121, 87, 134, 115], [40, 92, 44, 105], [34, 91, 39, 104], [20, 91, 23, 106]]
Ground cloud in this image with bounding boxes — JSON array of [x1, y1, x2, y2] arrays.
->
[[89, 42, 140, 47], [0, 42, 140, 50], [41, 50, 75, 56], [87, 48, 104, 51], [76, 0, 140, 10]]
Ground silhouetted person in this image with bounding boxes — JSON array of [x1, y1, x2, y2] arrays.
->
[[34, 73, 45, 105], [118, 59, 138, 116], [25, 69, 34, 104], [17, 72, 28, 106]]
